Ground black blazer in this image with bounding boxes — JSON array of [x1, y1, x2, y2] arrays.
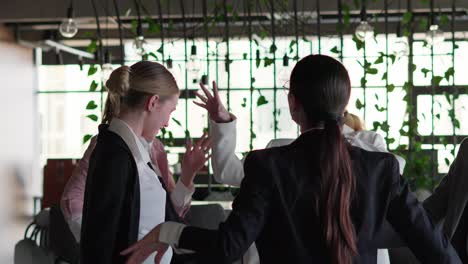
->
[[177, 130, 461, 263], [80, 124, 182, 264]]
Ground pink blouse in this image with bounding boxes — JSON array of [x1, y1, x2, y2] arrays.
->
[[60, 136, 187, 220]]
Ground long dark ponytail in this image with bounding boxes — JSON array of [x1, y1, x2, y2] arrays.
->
[[289, 55, 357, 264]]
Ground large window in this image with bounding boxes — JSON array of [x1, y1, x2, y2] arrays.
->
[[38, 33, 468, 183]]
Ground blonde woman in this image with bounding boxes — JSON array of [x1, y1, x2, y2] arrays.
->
[[80, 61, 211, 264]]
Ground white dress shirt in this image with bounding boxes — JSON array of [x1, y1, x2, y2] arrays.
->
[[109, 118, 194, 264]]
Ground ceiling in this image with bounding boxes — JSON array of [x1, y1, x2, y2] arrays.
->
[[2, 0, 467, 64]]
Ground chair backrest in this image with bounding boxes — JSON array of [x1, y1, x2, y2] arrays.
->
[[42, 159, 77, 209], [14, 210, 55, 264], [184, 204, 226, 230], [49, 204, 80, 264]]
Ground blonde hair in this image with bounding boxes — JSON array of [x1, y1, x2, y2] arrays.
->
[[102, 61, 179, 124], [344, 112, 365, 131]]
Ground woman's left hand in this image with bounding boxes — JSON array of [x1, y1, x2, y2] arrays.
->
[[180, 132, 212, 187], [121, 225, 168, 264]]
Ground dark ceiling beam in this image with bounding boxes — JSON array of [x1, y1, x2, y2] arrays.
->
[[0, 0, 467, 23]]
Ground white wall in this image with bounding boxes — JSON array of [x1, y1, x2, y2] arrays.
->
[[0, 25, 37, 189], [0, 25, 36, 262]]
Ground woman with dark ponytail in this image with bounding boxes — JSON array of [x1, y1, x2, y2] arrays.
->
[[122, 55, 461, 264]]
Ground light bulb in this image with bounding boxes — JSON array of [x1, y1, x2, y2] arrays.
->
[[187, 44, 200, 73], [425, 24, 445, 47], [393, 37, 409, 57], [59, 18, 78, 38], [355, 21, 374, 42], [133, 36, 148, 56]]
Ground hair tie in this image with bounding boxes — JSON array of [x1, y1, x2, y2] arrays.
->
[[320, 112, 344, 123]]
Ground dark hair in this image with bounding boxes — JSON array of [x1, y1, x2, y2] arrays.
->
[[289, 54, 357, 264]]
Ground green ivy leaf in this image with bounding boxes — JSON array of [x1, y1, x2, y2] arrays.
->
[[260, 30, 268, 39], [373, 121, 381, 131], [89, 80, 98, 92], [374, 104, 386, 112], [381, 72, 388, 81], [411, 63, 417, 73], [255, 58, 261, 68], [444, 67, 455, 81], [355, 98, 364, 109], [374, 56, 384, 64], [403, 82, 412, 92], [86, 114, 98, 122], [146, 17, 160, 34], [257, 95, 269, 106], [387, 84, 395, 92], [241, 98, 247, 108], [330, 46, 340, 54], [343, 4, 351, 28], [439, 15, 449, 26], [86, 39, 97, 53], [421, 68, 431, 78], [157, 45, 164, 55], [381, 122, 390, 132], [445, 157, 450, 166], [264, 57, 274, 67], [403, 28, 411, 37], [172, 118, 182, 127], [432, 76, 443, 86], [86, 100, 98, 110], [366, 67, 378, 75], [388, 54, 396, 64], [387, 137, 395, 144], [131, 20, 138, 34], [88, 65, 98, 76], [269, 44, 277, 54], [148, 52, 159, 61], [243, 53, 248, 60], [352, 35, 364, 51], [83, 134, 93, 144], [419, 18, 428, 31], [289, 40, 297, 53], [402, 11, 413, 25], [360, 77, 367, 88], [455, 119, 461, 129]]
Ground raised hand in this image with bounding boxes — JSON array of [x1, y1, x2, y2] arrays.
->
[[180, 132, 212, 187], [121, 225, 167, 264], [194, 81, 232, 123]]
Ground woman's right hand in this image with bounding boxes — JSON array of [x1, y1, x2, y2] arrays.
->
[[194, 81, 232, 123]]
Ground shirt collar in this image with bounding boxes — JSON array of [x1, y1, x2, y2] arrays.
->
[[108, 118, 152, 164], [342, 124, 354, 134]]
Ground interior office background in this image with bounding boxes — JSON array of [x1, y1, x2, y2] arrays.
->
[[2, 0, 468, 262]]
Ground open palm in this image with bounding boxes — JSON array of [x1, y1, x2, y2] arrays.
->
[[194, 81, 232, 123]]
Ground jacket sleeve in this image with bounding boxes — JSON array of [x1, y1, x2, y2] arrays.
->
[[177, 151, 272, 263], [80, 150, 132, 264], [61, 135, 97, 220], [424, 138, 468, 239], [209, 117, 245, 187], [386, 157, 462, 264]]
